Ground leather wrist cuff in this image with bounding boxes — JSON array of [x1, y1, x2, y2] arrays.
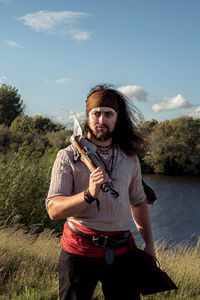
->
[[84, 189, 98, 204], [84, 190, 100, 211]]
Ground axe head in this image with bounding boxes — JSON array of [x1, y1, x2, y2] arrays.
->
[[70, 113, 83, 144]]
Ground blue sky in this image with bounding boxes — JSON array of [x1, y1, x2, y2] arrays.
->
[[1, 0, 200, 127]]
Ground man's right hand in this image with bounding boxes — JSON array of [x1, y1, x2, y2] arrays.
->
[[88, 167, 109, 199]]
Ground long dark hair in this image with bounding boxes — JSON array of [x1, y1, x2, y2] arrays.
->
[[84, 84, 146, 157]]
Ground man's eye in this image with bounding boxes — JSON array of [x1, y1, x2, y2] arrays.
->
[[94, 112, 100, 117], [106, 112, 114, 118]]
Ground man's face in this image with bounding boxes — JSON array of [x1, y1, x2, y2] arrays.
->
[[88, 107, 118, 142]]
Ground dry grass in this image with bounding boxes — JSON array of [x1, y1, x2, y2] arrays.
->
[[0, 225, 60, 299], [0, 225, 199, 299]]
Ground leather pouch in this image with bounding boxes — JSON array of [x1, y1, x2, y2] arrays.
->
[[132, 247, 178, 295]]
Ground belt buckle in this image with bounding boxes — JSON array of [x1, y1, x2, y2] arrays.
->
[[92, 235, 109, 248]]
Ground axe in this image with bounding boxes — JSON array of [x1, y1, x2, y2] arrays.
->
[[70, 113, 119, 198]]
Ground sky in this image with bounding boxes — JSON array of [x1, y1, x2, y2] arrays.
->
[[1, 0, 200, 128]]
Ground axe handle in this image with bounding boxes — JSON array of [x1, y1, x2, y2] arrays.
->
[[73, 140, 96, 173]]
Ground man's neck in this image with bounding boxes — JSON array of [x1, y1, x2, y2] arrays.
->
[[87, 133, 113, 147]]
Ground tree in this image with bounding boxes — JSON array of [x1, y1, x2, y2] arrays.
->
[[143, 116, 200, 175], [138, 119, 158, 137], [0, 84, 24, 126], [32, 115, 65, 133], [0, 125, 23, 153], [10, 115, 34, 134], [11, 115, 66, 134]]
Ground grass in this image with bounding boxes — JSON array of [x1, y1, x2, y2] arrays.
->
[[0, 225, 199, 300], [0, 225, 59, 300]]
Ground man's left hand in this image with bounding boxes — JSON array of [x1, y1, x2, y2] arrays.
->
[[144, 244, 156, 259]]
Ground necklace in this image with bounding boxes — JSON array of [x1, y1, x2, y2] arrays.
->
[[97, 145, 113, 159], [96, 144, 113, 160], [96, 145, 115, 181]]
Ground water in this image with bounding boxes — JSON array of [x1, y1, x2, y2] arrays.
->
[[133, 175, 200, 247]]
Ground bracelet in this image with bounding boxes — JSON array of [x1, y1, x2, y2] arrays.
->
[[84, 189, 98, 204], [84, 190, 100, 211]]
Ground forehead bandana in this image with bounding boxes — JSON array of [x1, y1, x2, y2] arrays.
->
[[86, 90, 120, 116]]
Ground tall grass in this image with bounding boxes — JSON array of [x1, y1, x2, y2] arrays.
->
[[0, 225, 60, 300], [0, 226, 199, 300]]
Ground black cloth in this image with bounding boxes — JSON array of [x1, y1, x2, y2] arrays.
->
[[57, 249, 141, 300]]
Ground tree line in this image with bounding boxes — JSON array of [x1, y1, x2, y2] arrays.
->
[[138, 117, 200, 175], [0, 83, 199, 233]]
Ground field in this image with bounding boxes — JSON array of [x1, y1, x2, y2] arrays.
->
[[0, 225, 199, 300]]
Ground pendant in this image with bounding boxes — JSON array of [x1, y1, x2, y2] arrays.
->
[[100, 153, 109, 160]]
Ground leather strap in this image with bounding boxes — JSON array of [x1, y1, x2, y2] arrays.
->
[[67, 220, 130, 246], [67, 220, 93, 240]]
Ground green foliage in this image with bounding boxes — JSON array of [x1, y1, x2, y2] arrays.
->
[[138, 119, 158, 137], [0, 116, 71, 154], [10, 115, 34, 134], [0, 125, 23, 153], [46, 129, 72, 149], [0, 84, 24, 126], [0, 145, 64, 233], [140, 116, 200, 175], [10, 115, 66, 134]]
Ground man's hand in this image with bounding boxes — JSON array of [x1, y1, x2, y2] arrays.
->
[[144, 243, 156, 259], [89, 167, 109, 199]]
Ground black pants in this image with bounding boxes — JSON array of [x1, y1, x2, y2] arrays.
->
[[58, 249, 141, 300]]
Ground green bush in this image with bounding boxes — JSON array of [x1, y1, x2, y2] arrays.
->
[[0, 145, 64, 233]]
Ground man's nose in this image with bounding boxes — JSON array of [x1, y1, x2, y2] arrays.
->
[[99, 114, 106, 123]]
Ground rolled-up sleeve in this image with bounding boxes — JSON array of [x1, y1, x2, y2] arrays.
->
[[45, 149, 73, 209], [129, 155, 146, 206]]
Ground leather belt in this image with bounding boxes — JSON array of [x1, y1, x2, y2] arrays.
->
[[67, 220, 131, 265]]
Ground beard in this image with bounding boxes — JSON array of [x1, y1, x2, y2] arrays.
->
[[88, 124, 113, 142]]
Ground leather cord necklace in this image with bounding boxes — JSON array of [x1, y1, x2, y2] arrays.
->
[[96, 144, 113, 160], [96, 145, 115, 181]]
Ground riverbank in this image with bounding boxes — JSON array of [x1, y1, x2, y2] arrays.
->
[[0, 225, 199, 300]]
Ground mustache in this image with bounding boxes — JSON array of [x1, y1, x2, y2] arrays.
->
[[95, 124, 109, 129]]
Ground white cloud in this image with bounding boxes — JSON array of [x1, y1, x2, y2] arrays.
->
[[3, 40, 22, 48], [182, 106, 200, 118], [68, 110, 85, 125], [0, 74, 7, 83], [117, 85, 148, 101], [46, 111, 86, 129], [152, 94, 192, 112], [69, 29, 91, 41], [18, 10, 92, 41], [55, 77, 70, 84]]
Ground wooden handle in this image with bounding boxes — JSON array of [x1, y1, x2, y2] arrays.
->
[[73, 140, 96, 172]]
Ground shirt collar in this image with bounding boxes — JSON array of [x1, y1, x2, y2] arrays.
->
[[79, 137, 126, 166]]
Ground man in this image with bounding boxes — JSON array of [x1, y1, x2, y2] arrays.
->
[[46, 84, 156, 300]]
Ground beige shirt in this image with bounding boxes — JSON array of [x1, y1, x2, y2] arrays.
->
[[46, 138, 146, 232]]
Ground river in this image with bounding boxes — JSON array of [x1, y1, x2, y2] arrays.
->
[[133, 175, 200, 248]]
